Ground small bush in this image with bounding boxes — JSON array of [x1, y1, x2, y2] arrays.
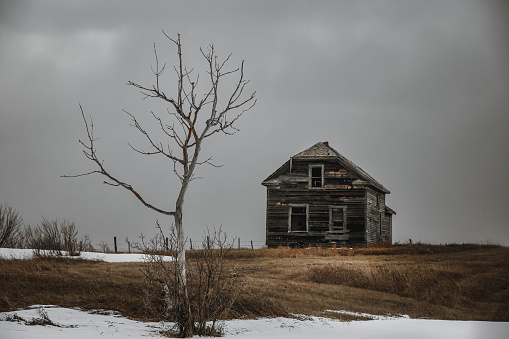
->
[[0, 203, 23, 248], [137, 226, 241, 337], [24, 219, 93, 256]]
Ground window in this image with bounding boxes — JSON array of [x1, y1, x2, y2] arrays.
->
[[310, 165, 323, 188], [329, 206, 346, 231], [289, 205, 307, 232]]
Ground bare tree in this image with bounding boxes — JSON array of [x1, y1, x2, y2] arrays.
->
[[63, 32, 255, 336]]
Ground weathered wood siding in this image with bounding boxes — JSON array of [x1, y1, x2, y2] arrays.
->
[[365, 187, 392, 245], [265, 158, 369, 247]]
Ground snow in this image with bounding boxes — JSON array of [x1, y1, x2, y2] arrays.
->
[[0, 248, 172, 262], [1, 248, 508, 338], [1, 306, 508, 339]]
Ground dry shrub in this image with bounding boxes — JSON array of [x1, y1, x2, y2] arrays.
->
[[23, 219, 93, 256], [0, 203, 23, 248], [138, 226, 241, 337]]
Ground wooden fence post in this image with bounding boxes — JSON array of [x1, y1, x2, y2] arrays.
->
[[238, 238, 241, 249], [114, 237, 118, 253], [251, 240, 254, 250], [189, 239, 193, 250]]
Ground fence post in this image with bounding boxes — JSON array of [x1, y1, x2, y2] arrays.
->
[[251, 240, 254, 250], [189, 238, 193, 250], [114, 237, 118, 253], [238, 238, 241, 249], [207, 236, 210, 249], [165, 237, 169, 251]]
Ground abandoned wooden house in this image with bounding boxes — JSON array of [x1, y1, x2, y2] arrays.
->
[[262, 141, 395, 247]]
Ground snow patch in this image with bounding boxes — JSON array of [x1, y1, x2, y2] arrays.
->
[[0, 248, 172, 262], [1, 306, 508, 339], [327, 309, 410, 320]]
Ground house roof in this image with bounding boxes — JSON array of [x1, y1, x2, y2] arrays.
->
[[263, 142, 390, 194]]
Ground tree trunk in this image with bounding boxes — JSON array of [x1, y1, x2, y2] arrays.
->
[[175, 184, 193, 336]]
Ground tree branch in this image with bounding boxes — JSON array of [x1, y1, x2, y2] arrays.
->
[[62, 104, 175, 217]]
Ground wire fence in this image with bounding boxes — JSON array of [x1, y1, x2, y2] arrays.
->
[[92, 237, 266, 253]]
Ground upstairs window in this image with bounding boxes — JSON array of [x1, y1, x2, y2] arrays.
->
[[310, 165, 323, 188]]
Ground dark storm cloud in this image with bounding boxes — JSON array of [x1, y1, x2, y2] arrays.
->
[[1, 0, 508, 247]]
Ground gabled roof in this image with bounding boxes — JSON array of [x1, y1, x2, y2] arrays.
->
[[262, 142, 390, 194]]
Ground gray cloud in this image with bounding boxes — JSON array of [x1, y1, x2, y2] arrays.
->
[[1, 0, 508, 248]]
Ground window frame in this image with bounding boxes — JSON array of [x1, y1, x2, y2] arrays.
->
[[329, 206, 347, 231], [288, 204, 309, 232], [309, 164, 324, 189]]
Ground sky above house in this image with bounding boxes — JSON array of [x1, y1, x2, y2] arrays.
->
[[1, 0, 508, 248]]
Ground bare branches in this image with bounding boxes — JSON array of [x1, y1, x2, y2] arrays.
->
[[66, 32, 254, 338], [123, 33, 255, 187], [66, 31, 254, 233], [199, 45, 257, 139], [62, 105, 175, 217]]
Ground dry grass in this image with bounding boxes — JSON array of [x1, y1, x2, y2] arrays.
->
[[1, 244, 508, 322], [0, 256, 156, 320]]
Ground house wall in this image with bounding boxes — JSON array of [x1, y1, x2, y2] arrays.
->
[[365, 187, 391, 245], [265, 158, 368, 247]]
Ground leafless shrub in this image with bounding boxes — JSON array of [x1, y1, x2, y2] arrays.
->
[[99, 241, 112, 253], [136, 225, 241, 337], [24, 219, 92, 256], [0, 203, 24, 248], [79, 234, 94, 252], [25, 308, 61, 327]]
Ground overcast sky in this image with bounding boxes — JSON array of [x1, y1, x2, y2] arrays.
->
[[1, 0, 508, 248]]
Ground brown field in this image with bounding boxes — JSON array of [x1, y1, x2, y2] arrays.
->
[[1, 244, 508, 322]]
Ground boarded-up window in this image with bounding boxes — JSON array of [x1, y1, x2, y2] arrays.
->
[[310, 166, 323, 188], [290, 206, 307, 232], [330, 207, 346, 231]]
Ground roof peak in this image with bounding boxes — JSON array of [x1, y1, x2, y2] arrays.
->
[[294, 142, 337, 158], [291, 142, 390, 193]]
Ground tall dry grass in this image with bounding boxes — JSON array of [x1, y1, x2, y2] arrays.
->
[[308, 263, 505, 307], [1, 244, 507, 322], [0, 256, 154, 320]]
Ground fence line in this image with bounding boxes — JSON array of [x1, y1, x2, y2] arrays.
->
[[92, 237, 266, 253]]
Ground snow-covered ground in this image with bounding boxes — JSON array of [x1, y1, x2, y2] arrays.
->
[[1, 248, 508, 338], [1, 306, 508, 339], [0, 248, 172, 262]]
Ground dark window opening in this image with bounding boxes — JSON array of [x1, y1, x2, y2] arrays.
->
[[290, 206, 307, 232], [330, 207, 346, 231], [311, 166, 322, 188]]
